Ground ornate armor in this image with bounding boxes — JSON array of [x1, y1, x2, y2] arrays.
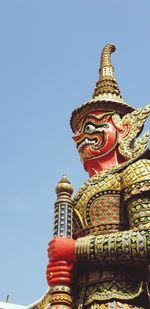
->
[[73, 157, 150, 308], [70, 44, 150, 308]]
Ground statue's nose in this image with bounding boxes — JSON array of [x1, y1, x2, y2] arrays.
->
[[72, 132, 84, 142]]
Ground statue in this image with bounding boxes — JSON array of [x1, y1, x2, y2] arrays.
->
[[46, 44, 150, 309]]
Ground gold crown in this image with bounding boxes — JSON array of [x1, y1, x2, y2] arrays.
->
[[70, 44, 135, 132]]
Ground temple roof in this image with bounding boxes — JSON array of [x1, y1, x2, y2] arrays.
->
[[0, 289, 50, 309]]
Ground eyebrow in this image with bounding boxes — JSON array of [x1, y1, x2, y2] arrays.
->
[[76, 111, 115, 132], [85, 111, 115, 121]]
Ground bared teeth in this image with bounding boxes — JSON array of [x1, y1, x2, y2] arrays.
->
[[77, 139, 96, 151]]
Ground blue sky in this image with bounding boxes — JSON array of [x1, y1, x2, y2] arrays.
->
[[0, 0, 150, 305]]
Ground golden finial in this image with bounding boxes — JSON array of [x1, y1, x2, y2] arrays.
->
[[55, 175, 73, 197], [93, 43, 121, 98], [99, 44, 115, 79]]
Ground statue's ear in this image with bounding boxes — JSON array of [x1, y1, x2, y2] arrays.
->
[[118, 105, 150, 160], [112, 113, 131, 142], [118, 123, 130, 142]]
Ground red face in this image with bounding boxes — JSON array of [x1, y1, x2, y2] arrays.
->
[[73, 111, 120, 164]]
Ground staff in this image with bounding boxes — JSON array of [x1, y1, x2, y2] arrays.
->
[[46, 175, 74, 309]]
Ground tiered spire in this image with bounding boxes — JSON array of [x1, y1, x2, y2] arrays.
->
[[93, 44, 121, 98], [70, 43, 135, 133]]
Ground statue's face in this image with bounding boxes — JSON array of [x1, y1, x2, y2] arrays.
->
[[73, 111, 121, 164]]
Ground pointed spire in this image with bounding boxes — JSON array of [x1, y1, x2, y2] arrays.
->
[[99, 43, 116, 79], [93, 44, 121, 98], [70, 44, 135, 133]]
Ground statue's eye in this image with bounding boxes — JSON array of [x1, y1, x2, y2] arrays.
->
[[84, 124, 96, 133]]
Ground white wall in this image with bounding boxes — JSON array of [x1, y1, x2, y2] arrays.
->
[[0, 302, 26, 309]]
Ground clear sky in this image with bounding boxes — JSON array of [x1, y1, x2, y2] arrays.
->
[[0, 0, 150, 306]]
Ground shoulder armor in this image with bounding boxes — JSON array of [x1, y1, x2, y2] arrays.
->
[[122, 159, 150, 202], [122, 159, 150, 189]]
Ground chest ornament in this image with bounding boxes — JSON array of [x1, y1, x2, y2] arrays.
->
[[86, 191, 121, 226]]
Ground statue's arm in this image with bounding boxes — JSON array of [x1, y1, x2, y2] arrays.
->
[[75, 159, 150, 265], [75, 210, 150, 264]]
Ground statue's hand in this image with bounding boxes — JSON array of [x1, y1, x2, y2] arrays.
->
[[46, 260, 74, 286], [48, 237, 76, 263]]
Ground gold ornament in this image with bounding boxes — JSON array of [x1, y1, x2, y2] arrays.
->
[[55, 175, 73, 197], [118, 104, 150, 159]]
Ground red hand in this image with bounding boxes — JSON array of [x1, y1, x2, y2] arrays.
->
[[46, 260, 74, 286], [48, 237, 76, 263]]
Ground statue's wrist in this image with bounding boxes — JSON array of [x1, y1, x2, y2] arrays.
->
[[75, 236, 96, 262]]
